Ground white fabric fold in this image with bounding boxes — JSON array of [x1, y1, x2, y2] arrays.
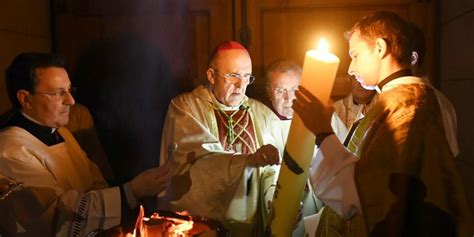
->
[[310, 135, 361, 218]]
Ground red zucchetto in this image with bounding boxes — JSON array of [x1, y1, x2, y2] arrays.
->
[[213, 41, 247, 53], [208, 40, 249, 66]]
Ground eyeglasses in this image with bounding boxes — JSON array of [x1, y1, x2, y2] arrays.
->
[[211, 68, 255, 85], [34, 87, 76, 101], [273, 87, 298, 97]]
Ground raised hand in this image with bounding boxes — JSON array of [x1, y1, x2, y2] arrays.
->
[[292, 86, 334, 136], [130, 165, 171, 199]]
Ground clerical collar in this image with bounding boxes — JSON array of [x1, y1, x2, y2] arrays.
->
[[3, 110, 63, 146], [20, 111, 57, 133], [270, 106, 291, 121], [375, 69, 412, 93]]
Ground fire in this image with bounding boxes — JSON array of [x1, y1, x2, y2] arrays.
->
[[317, 38, 330, 53], [162, 212, 194, 236], [126, 206, 194, 237]]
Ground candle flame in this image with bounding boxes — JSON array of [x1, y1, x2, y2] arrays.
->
[[307, 37, 339, 63], [317, 38, 329, 53]]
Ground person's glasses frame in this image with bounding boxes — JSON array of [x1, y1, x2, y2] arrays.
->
[[210, 68, 255, 85], [33, 87, 76, 101], [273, 87, 298, 97]]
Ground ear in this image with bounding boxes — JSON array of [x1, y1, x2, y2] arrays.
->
[[375, 38, 388, 59], [206, 68, 216, 84], [411, 51, 419, 66], [17, 90, 33, 110]]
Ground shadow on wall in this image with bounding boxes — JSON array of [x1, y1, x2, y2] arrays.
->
[[74, 34, 178, 184]]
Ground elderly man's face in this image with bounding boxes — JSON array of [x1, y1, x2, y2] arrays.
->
[[24, 67, 75, 128], [347, 31, 381, 90], [268, 71, 300, 118], [207, 49, 252, 107]]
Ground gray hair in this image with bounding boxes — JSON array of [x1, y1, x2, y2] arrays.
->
[[264, 59, 301, 88]]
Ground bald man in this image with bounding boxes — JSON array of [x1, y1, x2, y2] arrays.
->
[[158, 41, 282, 236]]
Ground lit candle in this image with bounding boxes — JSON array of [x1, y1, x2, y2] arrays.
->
[[267, 38, 340, 236]]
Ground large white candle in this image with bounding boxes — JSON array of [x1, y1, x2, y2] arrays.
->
[[267, 39, 340, 236]]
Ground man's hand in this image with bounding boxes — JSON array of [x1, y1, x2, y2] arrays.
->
[[129, 165, 171, 199], [247, 144, 280, 167], [292, 86, 334, 136]]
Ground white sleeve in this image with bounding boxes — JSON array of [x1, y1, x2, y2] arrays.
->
[[433, 89, 459, 157], [330, 113, 348, 142], [309, 135, 361, 218]]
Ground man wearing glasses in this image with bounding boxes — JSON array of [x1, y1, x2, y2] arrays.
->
[[264, 59, 348, 143], [0, 52, 171, 236], [159, 41, 281, 236], [264, 59, 301, 121], [263, 59, 352, 236]]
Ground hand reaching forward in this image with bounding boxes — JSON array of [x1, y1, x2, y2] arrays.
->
[[130, 165, 171, 199], [247, 144, 280, 167], [292, 86, 334, 136]]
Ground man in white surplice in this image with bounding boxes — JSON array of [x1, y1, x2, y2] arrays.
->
[[263, 59, 350, 236], [0, 52, 171, 236], [158, 41, 281, 236]]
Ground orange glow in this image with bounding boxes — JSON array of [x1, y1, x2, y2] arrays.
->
[[126, 206, 194, 237], [307, 38, 339, 63], [166, 212, 194, 236], [125, 205, 145, 237], [317, 38, 329, 53]]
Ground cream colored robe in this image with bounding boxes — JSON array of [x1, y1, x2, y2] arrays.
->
[[333, 81, 458, 157], [0, 126, 121, 236], [159, 85, 282, 236], [333, 93, 378, 130]]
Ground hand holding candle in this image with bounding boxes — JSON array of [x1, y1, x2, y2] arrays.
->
[[266, 38, 339, 237], [293, 86, 336, 136]]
